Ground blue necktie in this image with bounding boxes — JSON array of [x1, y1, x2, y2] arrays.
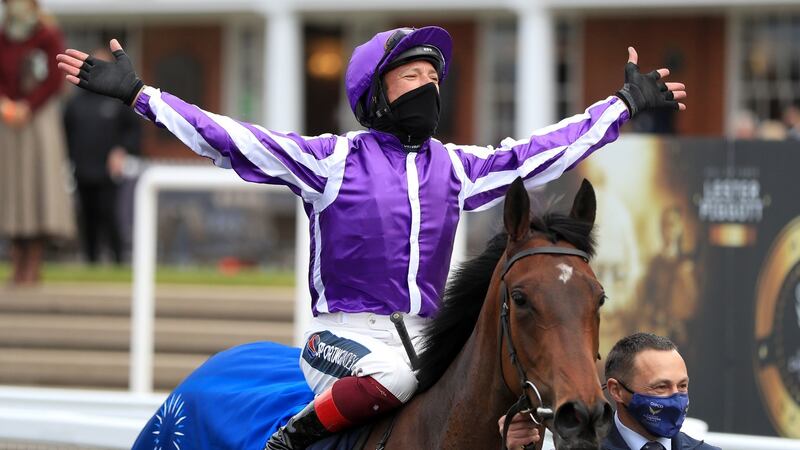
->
[[641, 442, 666, 450]]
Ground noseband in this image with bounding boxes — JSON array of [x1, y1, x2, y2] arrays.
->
[[498, 246, 590, 449]]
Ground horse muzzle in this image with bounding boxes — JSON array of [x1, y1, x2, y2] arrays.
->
[[551, 399, 613, 450]]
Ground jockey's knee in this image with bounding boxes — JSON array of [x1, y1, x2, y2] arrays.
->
[[357, 357, 418, 403]]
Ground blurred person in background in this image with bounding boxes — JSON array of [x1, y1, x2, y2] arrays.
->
[[732, 109, 757, 140], [782, 103, 800, 140], [0, 0, 74, 286], [757, 119, 787, 141], [581, 162, 642, 356], [603, 333, 719, 450], [636, 206, 698, 348], [733, 109, 787, 141], [57, 27, 687, 449], [63, 47, 140, 265]]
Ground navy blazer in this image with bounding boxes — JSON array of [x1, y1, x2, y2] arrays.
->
[[601, 420, 722, 450]]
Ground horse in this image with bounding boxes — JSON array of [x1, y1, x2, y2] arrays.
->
[[357, 177, 612, 449], [132, 177, 611, 450]]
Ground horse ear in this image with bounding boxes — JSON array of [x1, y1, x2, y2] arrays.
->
[[503, 177, 531, 242], [569, 178, 596, 226]]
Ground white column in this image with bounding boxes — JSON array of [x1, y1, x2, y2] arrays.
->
[[221, 20, 241, 118], [724, 10, 741, 139], [262, 7, 302, 132], [130, 173, 157, 393], [515, 5, 556, 136], [261, 7, 310, 346]]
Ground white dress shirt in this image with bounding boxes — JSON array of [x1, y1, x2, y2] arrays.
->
[[615, 411, 671, 450]]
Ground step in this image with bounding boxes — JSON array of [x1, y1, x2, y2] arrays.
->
[[0, 314, 293, 353], [0, 284, 295, 321], [0, 348, 207, 390]]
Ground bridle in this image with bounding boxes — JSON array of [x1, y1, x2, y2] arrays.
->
[[498, 245, 590, 450]]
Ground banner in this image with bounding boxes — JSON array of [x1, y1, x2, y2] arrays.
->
[[540, 135, 800, 437]]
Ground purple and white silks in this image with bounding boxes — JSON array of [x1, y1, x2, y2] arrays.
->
[[134, 85, 630, 318]]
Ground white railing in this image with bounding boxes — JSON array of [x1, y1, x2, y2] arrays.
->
[[0, 386, 165, 449], [130, 165, 298, 393], [2, 386, 799, 450], [704, 432, 800, 449], [130, 164, 467, 393]]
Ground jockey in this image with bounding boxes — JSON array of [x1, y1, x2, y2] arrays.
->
[[56, 26, 686, 450]]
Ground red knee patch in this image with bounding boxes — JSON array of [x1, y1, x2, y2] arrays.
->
[[314, 388, 352, 432], [330, 376, 403, 424]]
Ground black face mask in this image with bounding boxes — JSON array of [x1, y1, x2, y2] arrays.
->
[[372, 82, 440, 150]]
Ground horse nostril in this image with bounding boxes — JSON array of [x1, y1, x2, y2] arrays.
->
[[553, 401, 588, 439], [594, 401, 614, 437]]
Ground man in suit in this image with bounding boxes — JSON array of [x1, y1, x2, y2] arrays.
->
[[603, 333, 720, 450]]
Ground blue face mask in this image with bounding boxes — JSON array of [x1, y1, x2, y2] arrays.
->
[[618, 380, 689, 438]]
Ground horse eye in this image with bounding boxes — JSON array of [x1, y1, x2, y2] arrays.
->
[[599, 294, 607, 307], [511, 291, 527, 306]]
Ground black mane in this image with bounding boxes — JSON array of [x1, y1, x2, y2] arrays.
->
[[415, 212, 596, 392]]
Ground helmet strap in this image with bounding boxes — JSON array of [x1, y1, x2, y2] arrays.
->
[[373, 77, 392, 121], [359, 73, 392, 128]]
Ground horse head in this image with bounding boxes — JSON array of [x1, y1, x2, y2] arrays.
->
[[500, 177, 612, 449]]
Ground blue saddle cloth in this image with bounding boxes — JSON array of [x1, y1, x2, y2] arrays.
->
[[132, 341, 316, 450]]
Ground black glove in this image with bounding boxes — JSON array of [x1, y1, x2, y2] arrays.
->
[[615, 62, 677, 117], [78, 49, 144, 106]]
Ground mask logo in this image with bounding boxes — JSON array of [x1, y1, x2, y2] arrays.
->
[[648, 403, 663, 415]]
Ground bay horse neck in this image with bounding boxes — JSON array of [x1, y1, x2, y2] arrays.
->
[[375, 234, 581, 449]]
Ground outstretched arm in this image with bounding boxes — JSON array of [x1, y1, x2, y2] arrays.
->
[[56, 40, 341, 203], [448, 46, 687, 212]]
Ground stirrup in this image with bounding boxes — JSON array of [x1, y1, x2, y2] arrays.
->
[[264, 429, 293, 450], [264, 402, 331, 450]]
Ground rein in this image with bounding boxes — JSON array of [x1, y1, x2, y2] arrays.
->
[[498, 246, 590, 450]]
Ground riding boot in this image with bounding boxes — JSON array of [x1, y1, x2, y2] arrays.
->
[[264, 401, 333, 450], [265, 376, 402, 450]]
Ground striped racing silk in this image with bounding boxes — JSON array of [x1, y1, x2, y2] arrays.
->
[[134, 86, 629, 317]]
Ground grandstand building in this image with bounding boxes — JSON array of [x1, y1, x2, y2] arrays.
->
[[33, 0, 800, 158]]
